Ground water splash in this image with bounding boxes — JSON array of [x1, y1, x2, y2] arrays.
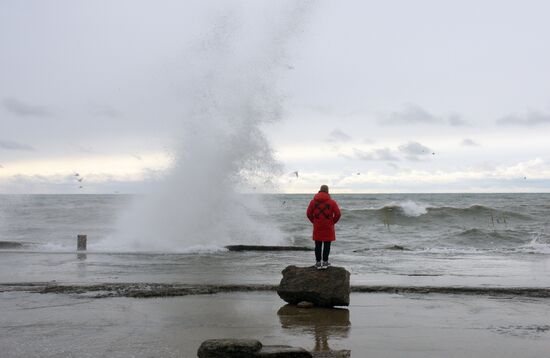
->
[[106, 2, 314, 252], [395, 200, 429, 217]]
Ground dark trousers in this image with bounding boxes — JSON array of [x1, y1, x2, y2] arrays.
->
[[315, 241, 331, 262]]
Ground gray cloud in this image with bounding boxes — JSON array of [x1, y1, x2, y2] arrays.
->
[[398, 141, 432, 161], [461, 138, 479, 147], [448, 114, 469, 126], [0, 139, 35, 151], [355, 142, 433, 162], [382, 104, 440, 125], [354, 147, 399, 161], [381, 104, 467, 127], [326, 129, 352, 142], [496, 111, 550, 126], [399, 141, 431, 155], [2, 98, 52, 117]]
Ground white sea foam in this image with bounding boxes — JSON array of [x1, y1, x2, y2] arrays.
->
[[395, 200, 429, 217], [520, 233, 550, 254], [518, 244, 550, 254], [39, 242, 75, 252]]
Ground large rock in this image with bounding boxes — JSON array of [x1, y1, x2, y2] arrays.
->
[[277, 266, 350, 307], [197, 339, 262, 358], [197, 339, 313, 358], [255, 345, 312, 357], [311, 351, 351, 358], [196, 339, 351, 358]]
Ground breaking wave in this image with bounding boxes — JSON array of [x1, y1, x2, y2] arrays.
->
[[342, 202, 531, 221]]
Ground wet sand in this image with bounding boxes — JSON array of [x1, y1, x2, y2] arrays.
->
[[2, 291, 550, 357]]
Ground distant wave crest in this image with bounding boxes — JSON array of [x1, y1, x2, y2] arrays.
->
[[342, 202, 531, 221]]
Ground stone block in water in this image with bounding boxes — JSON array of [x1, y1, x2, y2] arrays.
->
[[277, 265, 350, 307], [197, 338, 262, 358], [197, 339, 313, 358], [255, 345, 312, 357]]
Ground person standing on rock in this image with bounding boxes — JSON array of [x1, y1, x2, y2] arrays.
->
[[307, 185, 341, 270]]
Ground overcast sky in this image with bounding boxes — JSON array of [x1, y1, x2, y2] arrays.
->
[[1, 0, 549, 193]]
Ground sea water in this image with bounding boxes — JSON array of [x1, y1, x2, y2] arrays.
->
[[0, 193, 549, 287]]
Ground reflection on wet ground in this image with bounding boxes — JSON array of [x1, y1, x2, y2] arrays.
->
[[2, 291, 550, 357], [278, 305, 351, 355]]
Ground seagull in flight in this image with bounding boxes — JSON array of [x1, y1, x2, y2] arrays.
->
[[292, 171, 299, 178]]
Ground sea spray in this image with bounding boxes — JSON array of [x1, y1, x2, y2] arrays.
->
[[393, 200, 429, 217], [106, 2, 315, 251]]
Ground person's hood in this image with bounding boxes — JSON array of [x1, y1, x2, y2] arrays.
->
[[314, 191, 331, 202]]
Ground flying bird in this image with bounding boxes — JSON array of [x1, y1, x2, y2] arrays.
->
[[77, 178, 84, 182], [74, 173, 80, 177], [291, 171, 299, 178]]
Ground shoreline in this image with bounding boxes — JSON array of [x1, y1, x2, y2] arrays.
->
[[2, 282, 550, 299]]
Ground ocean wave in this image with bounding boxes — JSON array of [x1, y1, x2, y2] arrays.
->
[[517, 235, 550, 254], [352, 244, 550, 256], [418, 241, 550, 255], [374, 200, 429, 217], [451, 228, 526, 244], [423, 228, 542, 252], [516, 244, 550, 255], [427, 204, 530, 220], [341, 200, 429, 218], [353, 244, 411, 253], [342, 202, 531, 221]]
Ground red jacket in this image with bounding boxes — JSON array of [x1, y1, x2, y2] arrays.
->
[[306, 191, 341, 242]]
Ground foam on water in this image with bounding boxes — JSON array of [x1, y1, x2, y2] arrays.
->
[[395, 200, 429, 217]]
